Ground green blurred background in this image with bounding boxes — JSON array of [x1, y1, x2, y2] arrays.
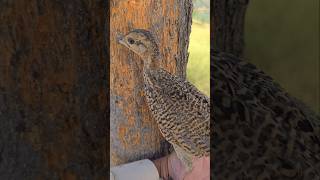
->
[[187, 0, 319, 113], [187, 0, 210, 96], [245, 0, 319, 113]]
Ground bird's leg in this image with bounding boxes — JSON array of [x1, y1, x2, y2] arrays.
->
[[173, 144, 193, 171]]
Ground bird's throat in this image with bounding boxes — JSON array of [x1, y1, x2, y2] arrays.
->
[[143, 54, 160, 71]]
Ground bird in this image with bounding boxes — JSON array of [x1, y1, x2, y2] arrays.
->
[[117, 29, 210, 171], [211, 50, 320, 179]]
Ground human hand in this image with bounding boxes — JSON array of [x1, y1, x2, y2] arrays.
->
[[153, 152, 210, 180]]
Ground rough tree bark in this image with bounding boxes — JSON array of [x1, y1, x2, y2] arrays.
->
[[110, 0, 192, 166], [211, 0, 249, 57], [211, 0, 250, 178], [0, 1, 108, 179]]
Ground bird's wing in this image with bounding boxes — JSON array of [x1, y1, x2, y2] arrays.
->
[[144, 69, 210, 157]]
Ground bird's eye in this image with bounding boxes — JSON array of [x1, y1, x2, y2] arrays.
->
[[128, 38, 135, 45]]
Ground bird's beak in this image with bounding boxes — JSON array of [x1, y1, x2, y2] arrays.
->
[[116, 34, 129, 48]]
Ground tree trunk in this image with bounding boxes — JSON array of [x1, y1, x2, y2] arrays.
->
[[211, 0, 249, 57], [110, 0, 192, 166], [211, 0, 250, 179], [0, 1, 108, 179]]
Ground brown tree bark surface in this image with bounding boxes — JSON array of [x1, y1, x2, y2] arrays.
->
[[211, 0, 250, 179], [211, 0, 249, 57], [0, 1, 108, 179], [110, 0, 192, 166]]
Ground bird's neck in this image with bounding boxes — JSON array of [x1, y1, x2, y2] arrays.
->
[[142, 54, 161, 88], [143, 53, 161, 72]]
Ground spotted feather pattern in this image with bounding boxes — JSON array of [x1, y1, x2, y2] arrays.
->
[[143, 68, 210, 157], [211, 51, 320, 179]]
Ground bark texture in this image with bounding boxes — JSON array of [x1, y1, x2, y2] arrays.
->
[[0, 1, 108, 179], [211, 0, 250, 179], [211, 0, 249, 57], [110, 0, 192, 166]]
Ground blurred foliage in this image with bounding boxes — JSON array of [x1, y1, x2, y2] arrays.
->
[[187, 0, 210, 96], [192, 0, 210, 23], [192, 0, 209, 8], [245, 0, 319, 113]]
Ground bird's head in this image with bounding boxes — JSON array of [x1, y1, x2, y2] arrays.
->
[[117, 29, 160, 61]]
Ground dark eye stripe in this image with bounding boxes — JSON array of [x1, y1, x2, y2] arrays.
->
[[136, 41, 143, 45]]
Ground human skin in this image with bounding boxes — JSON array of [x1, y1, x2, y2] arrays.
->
[[153, 152, 210, 180]]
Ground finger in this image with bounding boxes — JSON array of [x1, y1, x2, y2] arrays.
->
[[168, 152, 187, 180], [184, 156, 210, 180], [153, 156, 170, 179]]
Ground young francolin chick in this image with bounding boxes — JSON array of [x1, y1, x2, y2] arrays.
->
[[117, 29, 210, 171]]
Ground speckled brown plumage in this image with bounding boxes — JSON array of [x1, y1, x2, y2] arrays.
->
[[143, 68, 210, 157], [211, 50, 320, 180], [118, 29, 210, 169]]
